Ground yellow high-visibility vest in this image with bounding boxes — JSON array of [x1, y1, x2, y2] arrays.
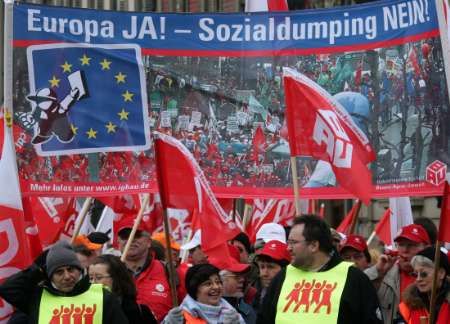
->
[[39, 283, 103, 324], [276, 261, 352, 324]]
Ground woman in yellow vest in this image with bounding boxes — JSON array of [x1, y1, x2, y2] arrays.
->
[[163, 264, 245, 323], [398, 247, 450, 324]]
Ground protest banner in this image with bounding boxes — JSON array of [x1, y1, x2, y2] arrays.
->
[[8, 0, 450, 199]]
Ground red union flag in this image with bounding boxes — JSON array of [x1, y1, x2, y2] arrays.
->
[[0, 111, 32, 322], [438, 181, 450, 242], [153, 132, 239, 255], [283, 68, 375, 204]]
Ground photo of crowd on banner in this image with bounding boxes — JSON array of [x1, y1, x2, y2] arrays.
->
[[11, 37, 450, 193]]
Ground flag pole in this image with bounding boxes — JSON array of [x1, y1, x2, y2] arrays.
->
[[162, 207, 179, 307], [290, 156, 301, 216], [153, 134, 179, 307], [242, 202, 252, 229], [70, 197, 93, 244], [366, 230, 376, 246], [120, 194, 149, 262], [428, 240, 442, 324]]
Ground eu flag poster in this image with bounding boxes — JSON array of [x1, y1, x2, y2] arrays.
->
[[26, 43, 150, 156]]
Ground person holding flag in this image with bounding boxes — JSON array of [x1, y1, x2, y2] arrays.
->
[[257, 215, 383, 323], [115, 218, 174, 322], [365, 224, 431, 324]]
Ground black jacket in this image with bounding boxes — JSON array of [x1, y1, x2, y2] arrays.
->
[[0, 264, 128, 324], [257, 252, 384, 323]]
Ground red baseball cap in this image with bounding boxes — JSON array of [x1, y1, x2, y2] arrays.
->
[[394, 224, 430, 244], [339, 235, 368, 252], [256, 240, 291, 263], [115, 214, 148, 235]]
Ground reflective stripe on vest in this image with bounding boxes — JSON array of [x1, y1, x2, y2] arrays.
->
[[276, 261, 352, 324], [39, 283, 103, 324]]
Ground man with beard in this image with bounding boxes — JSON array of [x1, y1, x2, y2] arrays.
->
[[258, 215, 383, 323]]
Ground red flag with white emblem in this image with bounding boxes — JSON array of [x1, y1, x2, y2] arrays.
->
[[153, 132, 239, 260], [0, 110, 33, 322], [283, 68, 375, 204]]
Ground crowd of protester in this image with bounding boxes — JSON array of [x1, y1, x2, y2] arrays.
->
[[1, 212, 449, 324], [13, 37, 449, 190]]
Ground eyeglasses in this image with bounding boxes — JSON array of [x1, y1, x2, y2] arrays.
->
[[396, 241, 420, 249], [118, 230, 147, 241], [342, 253, 365, 261], [89, 275, 111, 282], [287, 239, 308, 246], [411, 271, 430, 279]]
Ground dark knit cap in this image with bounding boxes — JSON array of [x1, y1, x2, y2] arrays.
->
[[416, 247, 450, 275], [46, 241, 83, 277], [185, 264, 220, 300], [232, 232, 252, 254]]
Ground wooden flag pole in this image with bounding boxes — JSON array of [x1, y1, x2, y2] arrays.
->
[[366, 230, 377, 246], [242, 203, 252, 229], [120, 194, 149, 262], [290, 156, 301, 216], [428, 240, 442, 324], [162, 207, 179, 307], [70, 197, 93, 244]]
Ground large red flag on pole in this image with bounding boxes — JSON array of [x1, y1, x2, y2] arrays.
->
[[438, 181, 450, 242], [336, 200, 362, 235], [0, 111, 33, 322], [283, 67, 375, 204], [374, 208, 392, 245], [153, 132, 240, 261]]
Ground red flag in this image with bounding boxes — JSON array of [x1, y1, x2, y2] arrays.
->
[[23, 197, 77, 248], [0, 111, 33, 322], [252, 126, 266, 162], [98, 195, 139, 214], [248, 199, 295, 242], [153, 132, 239, 259], [336, 200, 361, 235], [438, 181, 450, 242], [283, 68, 375, 204], [408, 47, 421, 77], [245, 0, 288, 11], [375, 208, 392, 244]]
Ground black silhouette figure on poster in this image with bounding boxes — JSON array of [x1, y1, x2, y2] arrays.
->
[[22, 71, 88, 145]]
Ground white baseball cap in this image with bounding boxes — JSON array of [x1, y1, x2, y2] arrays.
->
[[181, 229, 201, 251], [256, 223, 286, 244]]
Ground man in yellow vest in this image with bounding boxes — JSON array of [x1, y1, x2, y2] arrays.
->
[[257, 215, 384, 323], [0, 241, 128, 324]]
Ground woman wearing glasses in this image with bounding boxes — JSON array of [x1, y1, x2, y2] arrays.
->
[[89, 254, 157, 324], [398, 247, 450, 324]]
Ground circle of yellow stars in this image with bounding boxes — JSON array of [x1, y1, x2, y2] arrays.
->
[[53, 53, 137, 140]]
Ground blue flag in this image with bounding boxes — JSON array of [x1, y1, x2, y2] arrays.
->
[[26, 43, 150, 156]]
